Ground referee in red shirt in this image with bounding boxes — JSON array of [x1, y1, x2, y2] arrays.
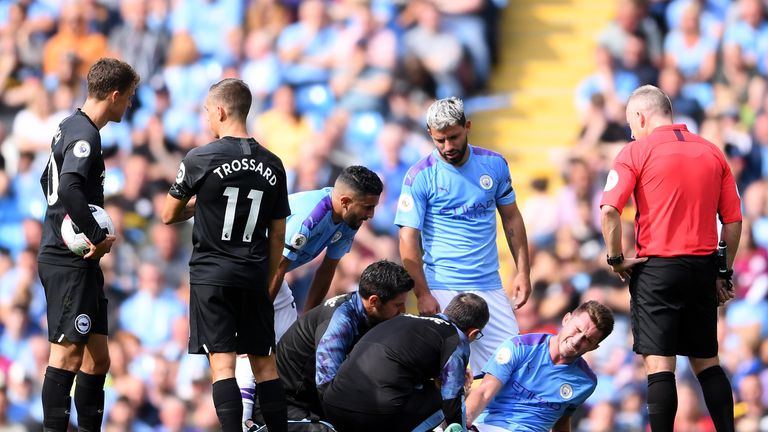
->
[[600, 85, 742, 432]]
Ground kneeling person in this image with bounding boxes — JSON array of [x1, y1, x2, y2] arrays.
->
[[466, 301, 614, 431], [272, 260, 413, 422], [322, 293, 489, 432]]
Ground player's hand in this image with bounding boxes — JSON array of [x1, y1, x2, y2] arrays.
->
[[509, 272, 532, 310], [417, 292, 440, 315], [84, 234, 115, 260], [610, 256, 648, 282], [716, 278, 735, 306]]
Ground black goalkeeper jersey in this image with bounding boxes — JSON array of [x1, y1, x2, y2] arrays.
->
[[169, 136, 290, 288], [38, 109, 104, 268]]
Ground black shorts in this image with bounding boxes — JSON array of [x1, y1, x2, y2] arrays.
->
[[323, 387, 442, 432], [38, 262, 108, 344], [629, 255, 718, 358], [189, 284, 275, 356]]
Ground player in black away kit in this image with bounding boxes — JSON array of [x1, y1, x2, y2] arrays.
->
[[38, 58, 138, 432], [162, 78, 290, 432]]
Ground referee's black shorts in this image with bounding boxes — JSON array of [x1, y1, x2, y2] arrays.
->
[[189, 283, 275, 356], [629, 254, 718, 358]]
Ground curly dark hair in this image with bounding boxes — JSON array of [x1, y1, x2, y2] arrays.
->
[[335, 165, 383, 197], [358, 260, 413, 303]]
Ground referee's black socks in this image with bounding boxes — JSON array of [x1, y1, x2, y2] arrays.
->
[[697, 366, 735, 432], [213, 377, 244, 432], [647, 371, 677, 432], [258, 378, 287, 432], [74, 371, 106, 432], [42, 366, 75, 432]]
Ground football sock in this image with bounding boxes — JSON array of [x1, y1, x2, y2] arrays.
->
[[74, 371, 106, 432], [647, 371, 677, 432], [258, 378, 287, 432], [42, 366, 76, 432], [697, 366, 735, 432], [213, 378, 244, 432]]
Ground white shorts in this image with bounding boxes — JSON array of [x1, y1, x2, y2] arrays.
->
[[273, 280, 298, 341], [431, 289, 518, 374], [473, 423, 510, 432]]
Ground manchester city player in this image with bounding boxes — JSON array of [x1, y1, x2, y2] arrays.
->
[[237, 165, 383, 429], [466, 301, 614, 431], [395, 96, 532, 372]]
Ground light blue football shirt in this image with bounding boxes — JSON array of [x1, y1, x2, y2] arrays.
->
[[394, 145, 516, 290], [283, 187, 356, 271], [476, 334, 597, 432]]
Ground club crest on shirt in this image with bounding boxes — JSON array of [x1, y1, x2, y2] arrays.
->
[[75, 314, 91, 334], [331, 231, 343, 243], [559, 383, 574, 400], [72, 140, 91, 158], [176, 162, 186, 184], [495, 346, 512, 365], [604, 170, 619, 192], [479, 175, 493, 190], [291, 233, 307, 249], [398, 194, 414, 212]]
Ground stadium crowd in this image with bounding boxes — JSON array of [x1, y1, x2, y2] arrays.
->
[[0, 0, 764, 430]]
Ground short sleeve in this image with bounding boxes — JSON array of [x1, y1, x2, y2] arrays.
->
[[394, 167, 429, 230], [270, 158, 291, 219], [283, 223, 311, 261], [718, 156, 742, 224], [481, 338, 522, 384], [494, 156, 516, 206], [600, 145, 637, 213]]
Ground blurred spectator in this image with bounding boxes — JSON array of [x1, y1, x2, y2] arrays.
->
[[253, 84, 312, 174], [598, 0, 663, 66], [402, 0, 465, 98], [575, 46, 639, 121], [109, 0, 169, 84], [433, 0, 491, 89], [276, 0, 336, 114], [735, 373, 768, 430], [169, 0, 243, 65], [244, 0, 291, 40], [117, 262, 185, 353], [521, 177, 560, 249], [722, 0, 768, 96], [239, 31, 280, 118], [675, 381, 716, 432], [139, 222, 189, 291], [8, 82, 66, 176], [663, 1, 717, 111], [618, 31, 658, 87], [42, 0, 108, 80], [658, 66, 704, 127]]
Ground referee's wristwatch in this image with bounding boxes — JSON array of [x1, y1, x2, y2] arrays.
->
[[606, 253, 624, 266]]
